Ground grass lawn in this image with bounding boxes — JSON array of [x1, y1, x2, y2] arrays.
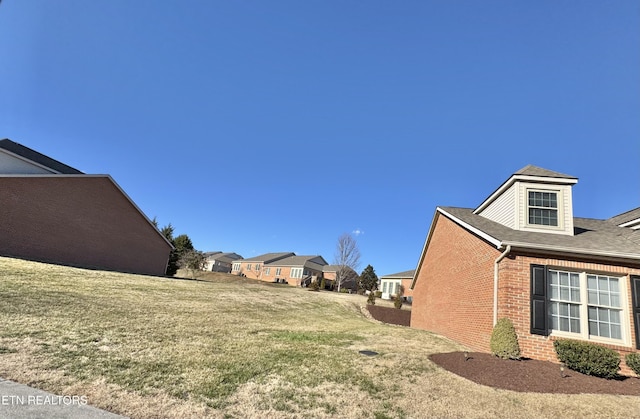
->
[[0, 257, 638, 419]]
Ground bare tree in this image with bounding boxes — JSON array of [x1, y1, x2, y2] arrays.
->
[[333, 233, 361, 292], [179, 249, 207, 279]]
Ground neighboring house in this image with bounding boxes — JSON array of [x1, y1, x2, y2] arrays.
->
[[263, 255, 328, 286], [231, 252, 295, 280], [410, 165, 640, 373], [322, 265, 359, 291], [0, 139, 173, 276], [203, 252, 243, 273], [379, 270, 415, 301]]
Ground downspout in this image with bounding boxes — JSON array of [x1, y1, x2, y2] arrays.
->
[[493, 245, 511, 326]]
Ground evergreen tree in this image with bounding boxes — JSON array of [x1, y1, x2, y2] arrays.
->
[[359, 264, 379, 292]]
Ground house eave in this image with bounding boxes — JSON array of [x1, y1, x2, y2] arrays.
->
[[503, 241, 640, 264]]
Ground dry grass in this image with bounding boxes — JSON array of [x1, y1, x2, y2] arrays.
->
[[0, 257, 639, 418]]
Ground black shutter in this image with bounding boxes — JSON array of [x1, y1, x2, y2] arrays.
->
[[530, 264, 548, 336], [631, 275, 640, 349]]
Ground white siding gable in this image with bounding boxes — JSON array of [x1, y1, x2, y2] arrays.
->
[[477, 183, 516, 228], [0, 150, 56, 174]]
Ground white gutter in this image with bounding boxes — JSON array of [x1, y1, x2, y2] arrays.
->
[[493, 245, 511, 326]]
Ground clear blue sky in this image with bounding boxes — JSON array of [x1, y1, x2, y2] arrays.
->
[[1, 1, 638, 277]]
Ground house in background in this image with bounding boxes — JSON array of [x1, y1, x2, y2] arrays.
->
[[231, 252, 295, 280], [410, 165, 640, 374], [0, 139, 173, 276], [263, 255, 327, 286], [204, 252, 243, 273], [379, 270, 415, 301], [322, 265, 359, 291]]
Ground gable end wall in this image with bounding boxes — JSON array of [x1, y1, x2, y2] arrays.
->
[[411, 215, 500, 352]]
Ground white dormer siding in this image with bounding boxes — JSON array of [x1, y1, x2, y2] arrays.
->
[[0, 150, 56, 174], [475, 182, 517, 229], [475, 166, 577, 236]]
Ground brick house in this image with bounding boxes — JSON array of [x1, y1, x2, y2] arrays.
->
[[231, 252, 295, 280], [379, 270, 415, 301], [0, 139, 173, 276], [262, 255, 328, 286], [410, 165, 640, 373]]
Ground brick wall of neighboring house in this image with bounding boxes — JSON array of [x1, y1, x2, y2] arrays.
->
[[499, 253, 640, 375], [233, 261, 265, 280], [411, 214, 500, 352], [401, 278, 414, 299], [0, 176, 172, 276]]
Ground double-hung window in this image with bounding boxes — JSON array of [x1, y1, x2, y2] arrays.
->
[[547, 268, 625, 343], [264, 267, 271, 276], [528, 190, 558, 227], [291, 268, 303, 279]]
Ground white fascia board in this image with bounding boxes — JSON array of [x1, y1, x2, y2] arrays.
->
[[474, 174, 578, 214], [503, 241, 640, 262], [438, 208, 502, 248], [619, 219, 640, 229]]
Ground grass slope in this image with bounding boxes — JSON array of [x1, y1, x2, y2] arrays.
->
[[0, 257, 638, 419]]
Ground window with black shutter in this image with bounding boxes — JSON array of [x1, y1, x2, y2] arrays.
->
[[530, 264, 548, 335], [631, 275, 640, 349]]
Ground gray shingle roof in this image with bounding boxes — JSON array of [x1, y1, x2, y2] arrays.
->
[[514, 165, 576, 179], [607, 207, 640, 226], [380, 269, 416, 279], [0, 139, 84, 174], [241, 252, 295, 263], [267, 255, 327, 267], [440, 206, 640, 260]]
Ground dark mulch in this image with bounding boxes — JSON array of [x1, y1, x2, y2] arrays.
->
[[366, 305, 411, 326], [430, 352, 640, 396]]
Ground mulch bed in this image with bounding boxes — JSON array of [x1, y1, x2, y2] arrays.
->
[[430, 352, 640, 396], [366, 305, 411, 326]]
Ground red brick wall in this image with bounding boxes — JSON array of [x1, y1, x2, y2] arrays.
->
[[499, 254, 640, 375], [410, 214, 500, 352], [0, 176, 172, 276]]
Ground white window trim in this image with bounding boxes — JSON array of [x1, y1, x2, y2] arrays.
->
[[548, 271, 632, 348], [526, 188, 563, 231], [264, 267, 270, 276], [291, 268, 303, 279]]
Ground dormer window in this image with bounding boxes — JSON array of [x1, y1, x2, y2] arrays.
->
[[528, 190, 558, 227]]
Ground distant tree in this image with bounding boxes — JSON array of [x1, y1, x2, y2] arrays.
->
[[333, 233, 361, 292], [359, 264, 378, 292], [173, 234, 194, 254], [152, 219, 179, 276], [179, 249, 207, 279]]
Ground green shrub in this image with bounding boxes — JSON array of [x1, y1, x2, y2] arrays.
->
[[339, 288, 349, 293], [393, 294, 403, 309], [554, 339, 620, 378], [625, 353, 640, 376], [367, 292, 376, 305], [310, 280, 320, 291], [489, 318, 521, 360], [374, 291, 382, 298]]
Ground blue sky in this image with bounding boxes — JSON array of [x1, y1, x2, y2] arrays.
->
[[1, 1, 638, 277]]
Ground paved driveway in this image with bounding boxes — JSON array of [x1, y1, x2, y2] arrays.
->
[[0, 378, 127, 419]]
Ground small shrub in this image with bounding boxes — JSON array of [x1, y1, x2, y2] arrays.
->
[[367, 292, 376, 305], [310, 280, 320, 291], [374, 291, 382, 298], [393, 294, 403, 309], [554, 339, 620, 378], [490, 318, 521, 360], [320, 277, 326, 290], [340, 288, 349, 293], [625, 353, 640, 376]]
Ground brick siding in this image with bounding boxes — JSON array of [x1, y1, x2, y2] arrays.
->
[[0, 177, 172, 276]]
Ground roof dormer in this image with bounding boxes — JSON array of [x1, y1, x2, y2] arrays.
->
[[473, 165, 578, 236]]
